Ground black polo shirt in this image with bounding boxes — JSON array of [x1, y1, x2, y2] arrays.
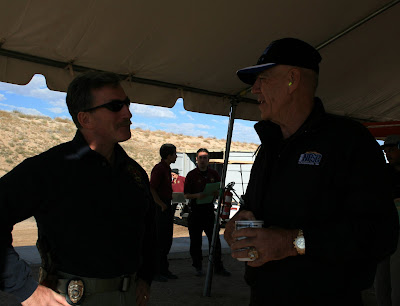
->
[[0, 131, 156, 299], [242, 98, 399, 304]]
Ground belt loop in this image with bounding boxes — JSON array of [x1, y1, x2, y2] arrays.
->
[[120, 275, 131, 292]]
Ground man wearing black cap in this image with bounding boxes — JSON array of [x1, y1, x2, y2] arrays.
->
[[375, 135, 400, 306], [224, 38, 399, 306]]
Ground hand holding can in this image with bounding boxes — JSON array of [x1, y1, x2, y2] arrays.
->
[[234, 220, 264, 261]]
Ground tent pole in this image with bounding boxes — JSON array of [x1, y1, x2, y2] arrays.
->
[[203, 98, 238, 297], [316, 0, 400, 50], [240, 164, 244, 195]]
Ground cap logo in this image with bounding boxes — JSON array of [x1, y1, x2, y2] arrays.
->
[[237, 38, 321, 85], [298, 151, 322, 166], [257, 45, 273, 65]]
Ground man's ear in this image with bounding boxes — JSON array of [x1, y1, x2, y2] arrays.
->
[[288, 68, 301, 93], [77, 111, 92, 129]]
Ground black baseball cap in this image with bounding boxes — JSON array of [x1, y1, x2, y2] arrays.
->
[[236, 38, 322, 85], [171, 168, 179, 175]]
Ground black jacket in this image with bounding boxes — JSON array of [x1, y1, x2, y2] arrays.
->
[[242, 98, 399, 303]]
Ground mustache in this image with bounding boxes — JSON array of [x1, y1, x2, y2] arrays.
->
[[118, 119, 132, 128]]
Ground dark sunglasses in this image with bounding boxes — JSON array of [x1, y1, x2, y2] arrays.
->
[[83, 97, 131, 112]]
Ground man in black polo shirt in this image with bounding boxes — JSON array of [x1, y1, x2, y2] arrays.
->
[[224, 37, 398, 306], [184, 148, 230, 277], [0, 72, 156, 306]]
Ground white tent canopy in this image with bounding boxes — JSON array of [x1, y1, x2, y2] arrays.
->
[[0, 0, 399, 122], [1, 0, 399, 297]]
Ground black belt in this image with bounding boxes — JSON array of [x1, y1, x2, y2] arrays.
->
[[57, 271, 136, 294]]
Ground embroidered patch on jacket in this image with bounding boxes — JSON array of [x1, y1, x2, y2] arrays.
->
[[126, 163, 144, 189], [298, 151, 322, 165]]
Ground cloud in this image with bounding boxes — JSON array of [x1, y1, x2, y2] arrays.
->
[[0, 102, 47, 117], [195, 123, 213, 129], [49, 100, 67, 107], [130, 104, 176, 119], [0, 75, 68, 115], [47, 99, 68, 115], [179, 110, 194, 120], [0, 75, 66, 102], [159, 122, 214, 137], [0, 93, 5, 101], [232, 122, 260, 144], [47, 107, 65, 114], [212, 118, 229, 125], [131, 122, 156, 130]]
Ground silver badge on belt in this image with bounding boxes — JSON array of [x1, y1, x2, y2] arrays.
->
[[66, 279, 84, 305]]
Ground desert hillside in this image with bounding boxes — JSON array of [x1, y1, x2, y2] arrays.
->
[[0, 110, 258, 177]]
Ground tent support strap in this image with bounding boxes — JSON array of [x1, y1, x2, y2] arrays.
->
[[316, 0, 400, 50], [203, 98, 238, 297]]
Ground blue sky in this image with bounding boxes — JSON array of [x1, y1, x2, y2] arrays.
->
[[0, 74, 260, 144]]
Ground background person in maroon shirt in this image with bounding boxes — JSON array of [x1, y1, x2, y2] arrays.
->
[[171, 168, 188, 221], [184, 148, 231, 277], [171, 168, 185, 193], [150, 144, 178, 282]]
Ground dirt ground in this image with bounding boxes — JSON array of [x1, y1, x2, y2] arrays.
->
[[11, 217, 39, 247]]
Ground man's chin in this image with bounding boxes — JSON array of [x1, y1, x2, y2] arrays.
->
[[118, 130, 131, 142]]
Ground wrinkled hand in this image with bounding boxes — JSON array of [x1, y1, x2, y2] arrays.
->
[[223, 210, 255, 246], [136, 278, 150, 306], [21, 284, 70, 306], [230, 226, 298, 267]]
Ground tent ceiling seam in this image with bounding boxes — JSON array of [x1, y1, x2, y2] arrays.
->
[[316, 0, 400, 50]]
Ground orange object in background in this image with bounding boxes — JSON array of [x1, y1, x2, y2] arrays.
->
[[363, 121, 400, 139]]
